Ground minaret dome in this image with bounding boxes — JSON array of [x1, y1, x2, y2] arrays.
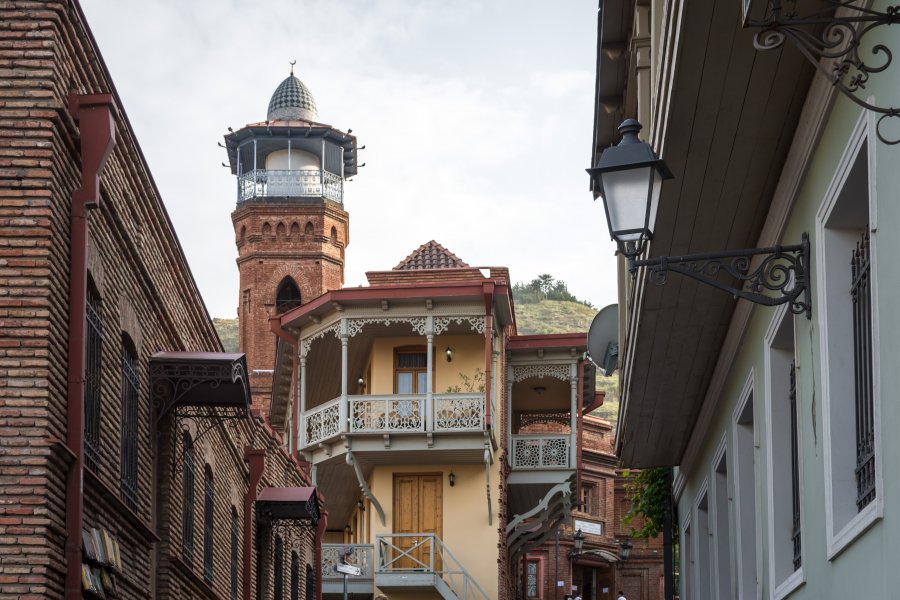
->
[[267, 73, 318, 122]]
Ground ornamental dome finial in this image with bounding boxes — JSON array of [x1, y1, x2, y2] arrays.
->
[[267, 68, 318, 122]]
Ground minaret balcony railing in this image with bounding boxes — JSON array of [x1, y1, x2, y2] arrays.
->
[[237, 168, 343, 204]]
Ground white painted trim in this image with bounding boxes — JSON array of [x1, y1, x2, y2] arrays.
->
[[772, 567, 805, 600], [709, 434, 732, 600], [693, 478, 710, 600], [731, 369, 761, 600], [672, 469, 685, 503], [815, 106, 884, 560], [763, 304, 805, 598], [680, 512, 693, 600]]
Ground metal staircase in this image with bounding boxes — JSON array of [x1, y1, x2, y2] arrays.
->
[[375, 533, 491, 600]]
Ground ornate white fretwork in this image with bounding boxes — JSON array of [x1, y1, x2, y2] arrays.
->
[[433, 394, 484, 431], [347, 317, 428, 338], [300, 322, 340, 356], [304, 400, 341, 445], [348, 396, 424, 432], [512, 435, 570, 469], [433, 316, 486, 336], [511, 364, 571, 383]]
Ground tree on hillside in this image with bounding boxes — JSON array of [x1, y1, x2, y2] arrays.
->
[[512, 274, 594, 307]]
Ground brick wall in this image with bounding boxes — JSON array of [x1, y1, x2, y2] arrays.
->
[[0, 2, 313, 598], [232, 201, 348, 411]]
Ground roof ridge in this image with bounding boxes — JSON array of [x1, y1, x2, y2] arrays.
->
[[393, 240, 470, 271]]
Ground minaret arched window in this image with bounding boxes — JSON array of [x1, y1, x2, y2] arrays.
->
[[276, 222, 286, 237], [203, 465, 214, 582], [230, 508, 239, 600], [290, 552, 299, 600], [275, 277, 301, 313], [330, 226, 338, 244], [84, 275, 102, 472], [120, 334, 139, 509], [290, 222, 300, 236], [182, 434, 196, 564], [274, 535, 284, 600], [304, 222, 314, 237]]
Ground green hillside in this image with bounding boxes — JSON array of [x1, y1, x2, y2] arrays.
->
[[213, 318, 239, 353], [514, 300, 619, 423], [211, 299, 620, 423]]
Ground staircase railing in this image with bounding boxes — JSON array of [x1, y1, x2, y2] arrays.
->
[[375, 533, 491, 600]]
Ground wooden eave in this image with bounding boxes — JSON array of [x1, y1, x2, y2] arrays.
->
[[508, 333, 588, 351], [614, 0, 815, 467]]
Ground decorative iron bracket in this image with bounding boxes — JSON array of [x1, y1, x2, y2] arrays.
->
[[745, 0, 900, 144], [630, 232, 811, 319]]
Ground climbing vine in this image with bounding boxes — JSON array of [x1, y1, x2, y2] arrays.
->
[[621, 467, 671, 538]]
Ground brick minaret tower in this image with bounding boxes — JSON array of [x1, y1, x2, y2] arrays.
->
[[224, 66, 359, 409]]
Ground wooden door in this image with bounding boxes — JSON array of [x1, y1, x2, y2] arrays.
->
[[393, 473, 443, 571]]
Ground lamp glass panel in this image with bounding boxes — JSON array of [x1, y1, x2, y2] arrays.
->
[[646, 169, 664, 240], [600, 166, 653, 242]]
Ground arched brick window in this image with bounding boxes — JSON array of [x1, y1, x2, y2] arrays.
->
[[330, 226, 338, 244], [290, 552, 299, 600], [239, 225, 246, 242], [203, 465, 214, 582], [120, 334, 139, 509], [276, 222, 286, 237], [305, 563, 315, 600], [263, 222, 272, 236], [290, 222, 300, 236], [304, 221, 314, 237], [182, 433, 196, 564], [230, 508, 239, 599], [276, 277, 301, 313], [274, 535, 284, 600], [85, 275, 102, 472]]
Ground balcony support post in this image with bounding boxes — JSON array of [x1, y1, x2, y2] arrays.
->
[[426, 316, 434, 432], [299, 353, 307, 450], [569, 364, 578, 468], [506, 360, 514, 467], [340, 318, 349, 434]]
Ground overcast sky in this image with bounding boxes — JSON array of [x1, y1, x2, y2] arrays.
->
[[79, 0, 618, 319]]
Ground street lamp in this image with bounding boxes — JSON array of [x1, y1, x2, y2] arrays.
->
[[587, 119, 812, 319], [618, 539, 633, 562], [588, 118, 672, 258], [569, 529, 585, 558]]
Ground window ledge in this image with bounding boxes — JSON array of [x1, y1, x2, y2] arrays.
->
[[772, 566, 804, 600], [827, 496, 882, 560]]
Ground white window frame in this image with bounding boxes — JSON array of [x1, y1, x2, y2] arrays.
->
[[680, 513, 692, 600], [710, 435, 733, 600], [731, 370, 760, 600], [815, 106, 882, 560], [693, 479, 711, 600], [764, 303, 804, 600]]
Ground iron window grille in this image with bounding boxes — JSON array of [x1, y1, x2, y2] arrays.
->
[[789, 361, 801, 571], [852, 230, 876, 511], [291, 553, 299, 600], [120, 337, 139, 510], [526, 560, 539, 597], [85, 281, 102, 472], [203, 466, 214, 582], [274, 535, 284, 600], [231, 511, 239, 600], [182, 434, 195, 564]]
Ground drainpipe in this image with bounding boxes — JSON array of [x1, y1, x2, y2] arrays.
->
[[65, 94, 116, 600], [576, 360, 585, 508], [270, 317, 302, 464], [482, 282, 495, 429], [243, 447, 266, 600]]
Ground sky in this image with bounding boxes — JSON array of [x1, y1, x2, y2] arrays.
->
[[79, 0, 618, 319]]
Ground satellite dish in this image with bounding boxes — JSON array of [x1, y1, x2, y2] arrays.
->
[[587, 304, 619, 376]]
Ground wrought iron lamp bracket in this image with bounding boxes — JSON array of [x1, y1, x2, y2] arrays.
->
[[629, 232, 812, 319], [745, 0, 900, 144]]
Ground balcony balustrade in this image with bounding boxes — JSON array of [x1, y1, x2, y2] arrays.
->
[[511, 434, 572, 469], [237, 168, 343, 204], [321, 544, 374, 582], [304, 393, 485, 447]]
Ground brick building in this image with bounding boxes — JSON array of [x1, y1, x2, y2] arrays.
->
[[522, 416, 664, 600], [0, 3, 315, 599]]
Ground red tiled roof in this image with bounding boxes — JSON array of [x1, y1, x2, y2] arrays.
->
[[394, 240, 470, 271]]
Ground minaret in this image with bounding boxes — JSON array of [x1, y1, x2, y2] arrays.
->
[[224, 66, 359, 409]]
